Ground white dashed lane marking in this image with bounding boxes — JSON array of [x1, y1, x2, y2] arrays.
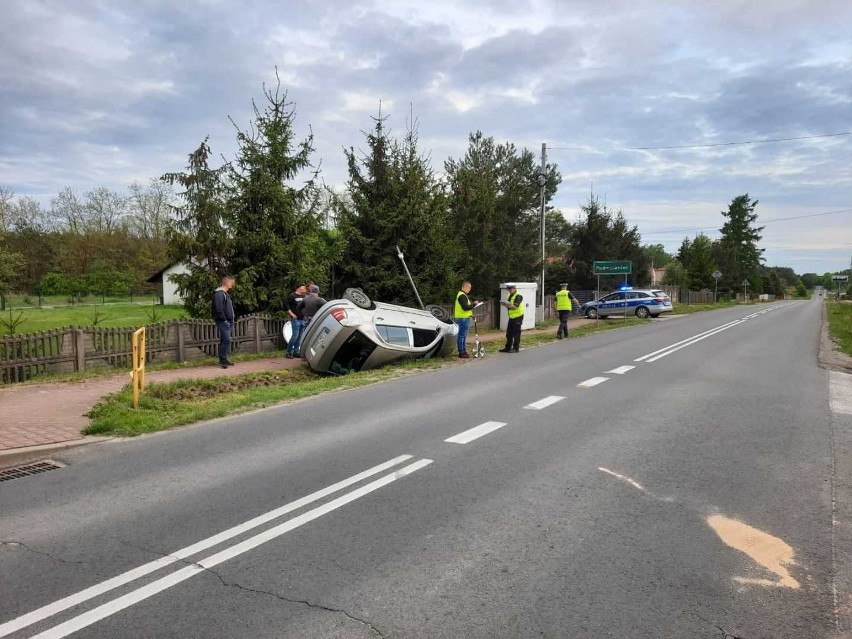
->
[[524, 396, 566, 410], [578, 377, 609, 388], [445, 421, 507, 444], [606, 366, 634, 375]]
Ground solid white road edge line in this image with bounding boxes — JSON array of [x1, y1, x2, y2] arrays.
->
[[28, 459, 434, 639], [524, 396, 566, 410], [643, 320, 745, 363], [445, 421, 507, 444], [605, 366, 635, 375], [0, 454, 415, 638], [578, 377, 609, 388]]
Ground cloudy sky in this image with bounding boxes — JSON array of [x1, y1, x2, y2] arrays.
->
[[2, 0, 851, 274]]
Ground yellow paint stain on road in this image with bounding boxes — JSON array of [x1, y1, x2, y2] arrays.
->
[[707, 514, 800, 589]]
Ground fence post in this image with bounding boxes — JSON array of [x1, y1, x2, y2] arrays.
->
[[176, 321, 186, 362], [254, 316, 261, 353], [74, 329, 85, 372]]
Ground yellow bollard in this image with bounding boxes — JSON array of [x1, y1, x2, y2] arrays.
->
[[131, 327, 146, 409]]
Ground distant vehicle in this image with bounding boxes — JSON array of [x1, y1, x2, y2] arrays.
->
[[581, 288, 673, 319], [298, 288, 458, 374]]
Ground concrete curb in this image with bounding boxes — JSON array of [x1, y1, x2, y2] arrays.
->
[[0, 437, 112, 470]]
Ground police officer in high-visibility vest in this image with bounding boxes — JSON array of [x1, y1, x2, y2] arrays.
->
[[499, 283, 524, 353], [454, 280, 479, 358], [554, 283, 578, 339]]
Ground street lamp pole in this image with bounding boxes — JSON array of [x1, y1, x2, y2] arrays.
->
[[538, 143, 547, 317]]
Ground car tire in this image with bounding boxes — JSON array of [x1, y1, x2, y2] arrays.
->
[[635, 306, 650, 319], [586, 307, 598, 319], [344, 287, 373, 309], [425, 304, 454, 324]]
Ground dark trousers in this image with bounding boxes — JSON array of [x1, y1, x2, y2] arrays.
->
[[557, 310, 571, 337], [216, 320, 232, 364], [505, 316, 523, 351]]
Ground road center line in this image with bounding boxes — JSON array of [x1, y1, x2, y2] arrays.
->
[[634, 319, 743, 362], [578, 377, 609, 388], [643, 320, 745, 363], [445, 421, 507, 444], [28, 459, 434, 639], [0, 454, 415, 638], [524, 396, 565, 410], [605, 366, 634, 375]]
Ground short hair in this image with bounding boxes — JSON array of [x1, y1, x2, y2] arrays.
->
[[462, 280, 471, 287], [221, 275, 235, 284], [309, 284, 319, 293]]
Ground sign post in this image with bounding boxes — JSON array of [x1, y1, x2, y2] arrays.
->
[[593, 261, 632, 322], [742, 278, 749, 303], [712, 270, 722, 304]]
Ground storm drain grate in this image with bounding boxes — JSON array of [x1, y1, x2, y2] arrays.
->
[[0, 460, 64, 482]]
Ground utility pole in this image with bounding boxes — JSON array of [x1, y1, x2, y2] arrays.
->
[[538, 143, 547, 317]]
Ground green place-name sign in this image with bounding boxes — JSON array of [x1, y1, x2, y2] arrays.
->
[[593, 260, 632, 275]]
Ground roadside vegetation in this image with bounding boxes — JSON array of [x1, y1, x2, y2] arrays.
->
[[826, 301, 852, 357], [0, 303, 186, 334], [85, 313, 661, 437]]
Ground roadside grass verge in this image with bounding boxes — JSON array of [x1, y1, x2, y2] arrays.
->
[[826, 301, 852, 357], [672, 300, 738, 315], [84, 357, 452, 437]]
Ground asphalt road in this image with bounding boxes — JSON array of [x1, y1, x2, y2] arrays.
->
[[1, 298, 848, 638]]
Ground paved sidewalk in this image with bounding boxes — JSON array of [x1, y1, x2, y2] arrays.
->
[[0, 317, 594, 460]]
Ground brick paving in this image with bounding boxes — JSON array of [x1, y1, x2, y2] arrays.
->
[[0, 318, 594, 452]]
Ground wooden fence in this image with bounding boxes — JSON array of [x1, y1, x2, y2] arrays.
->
[[0, 314, 285, 384]]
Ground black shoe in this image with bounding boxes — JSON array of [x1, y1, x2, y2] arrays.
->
[[219, 363, 228, 369], [498, 348, 511, 353], [510, 349, 519, 353], [556, 335, 563, 339], [285, 353, 294, 359], [224, 360, 235, 366]]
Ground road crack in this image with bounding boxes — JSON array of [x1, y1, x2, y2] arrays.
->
[[0, 540, 88, 565], [208, 570, 386, 638]]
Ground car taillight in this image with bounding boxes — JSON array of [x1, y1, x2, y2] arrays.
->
[[654, 297, 667, 302], [331, 308, 348, 322]]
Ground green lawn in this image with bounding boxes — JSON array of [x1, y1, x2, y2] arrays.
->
[[0, 303, 187, 335], [826, 301, 852, 357]]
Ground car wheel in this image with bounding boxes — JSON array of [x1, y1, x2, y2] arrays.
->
[[344, 287, 373, 309], [586, 307, 598, 319], [425, 304, 454, 324], [635, 306, 650, 319]]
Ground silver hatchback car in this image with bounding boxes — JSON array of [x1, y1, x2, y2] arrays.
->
[[298, 289, 458, 374]]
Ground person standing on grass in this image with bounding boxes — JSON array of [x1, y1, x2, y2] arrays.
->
[[499, 283, 524, 353], [212, 275, 236, 369], [297, 284, 327, 326], [454, 280, 479, 358], [285, 283, 307, 359]]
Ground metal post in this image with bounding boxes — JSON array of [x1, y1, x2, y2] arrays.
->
[[539, 143, 547, 317], [396, 245, 424, 309]]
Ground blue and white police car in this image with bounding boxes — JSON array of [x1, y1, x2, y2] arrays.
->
[[581, 288, 673, 319]]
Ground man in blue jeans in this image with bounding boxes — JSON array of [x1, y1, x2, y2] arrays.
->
[[285, 283, 306, 358], [454, 280, 479, 358], [212, 276, 236, 369]]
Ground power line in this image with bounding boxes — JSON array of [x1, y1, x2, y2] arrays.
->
[[641, 207, 852, 236], [548, 131, 851, 152]]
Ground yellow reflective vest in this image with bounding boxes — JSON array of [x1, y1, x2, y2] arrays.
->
[[454, 291, 473, 319], [507, 291, 524, 319], [555, 289, 572, 311]]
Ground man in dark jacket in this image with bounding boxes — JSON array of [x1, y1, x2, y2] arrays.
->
[[285, 283, 307, 358], [212, 276, 236, 369], [297, 285, 327, 325]]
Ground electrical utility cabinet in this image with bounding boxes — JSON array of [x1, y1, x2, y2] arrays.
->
[[498, 282, 538, 331]]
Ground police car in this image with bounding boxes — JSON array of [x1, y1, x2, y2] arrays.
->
[[581, 288, 673, 319]]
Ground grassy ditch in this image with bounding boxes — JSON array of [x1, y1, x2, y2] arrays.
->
[[83, 309, 701, 438], [826, 301, 852, 357], [85, 357, 452, 437]]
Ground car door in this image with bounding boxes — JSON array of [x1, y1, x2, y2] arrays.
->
[[600, 292, 625, 315]]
